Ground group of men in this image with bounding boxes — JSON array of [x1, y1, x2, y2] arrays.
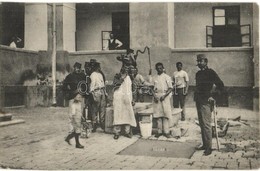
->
[[149, 54, 224, 156], [63, 59, 107, 148], [62, 52, 224, 156]]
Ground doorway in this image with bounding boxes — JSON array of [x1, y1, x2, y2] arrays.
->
[[112, 12, 129, 50]]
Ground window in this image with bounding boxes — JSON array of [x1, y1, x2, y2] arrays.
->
[[212, 6, 241, 47], [0, 3, 24, 48], [101, 31, 111, 50]]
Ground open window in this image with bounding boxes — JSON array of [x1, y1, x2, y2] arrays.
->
[[212, 6, 242, 47], [0, 3, 24, 48]]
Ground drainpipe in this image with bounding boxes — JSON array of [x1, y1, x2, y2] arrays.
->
[[52, 3, 57, 106]]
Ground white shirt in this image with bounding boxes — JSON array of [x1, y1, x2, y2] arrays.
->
[[173, 70, 189, 88], [10, 42, 17, 48], [90, 72, 105, 92], [151, 73, 173, 93]]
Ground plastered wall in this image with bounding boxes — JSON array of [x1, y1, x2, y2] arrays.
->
[[24, 4, 48, 51], [129, 3, 169, 48], [174, 3, 253, 48]]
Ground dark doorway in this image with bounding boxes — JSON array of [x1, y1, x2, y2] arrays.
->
[[212, 6, 241, 47], [0, 3, 24, 48], [112, 12, 129, 50]]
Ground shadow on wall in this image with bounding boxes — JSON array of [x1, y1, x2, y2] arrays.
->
[[18, 63, 71, 86]]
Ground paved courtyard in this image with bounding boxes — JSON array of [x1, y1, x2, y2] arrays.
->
[[0, 106, 259, 170]]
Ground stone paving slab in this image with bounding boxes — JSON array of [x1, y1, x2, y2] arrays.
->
[[0, 107, 259, 170], [0, 119, 25, 127]]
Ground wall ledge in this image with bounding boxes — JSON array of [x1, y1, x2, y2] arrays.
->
[[0, 45, 38, 54], [171, 47, 253, 53], [69, 49, 126, 56]]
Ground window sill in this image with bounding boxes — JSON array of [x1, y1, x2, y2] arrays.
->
[[0, 45, 38, 54], [70, 49, 126, 55], [171, 47, 253, 53]]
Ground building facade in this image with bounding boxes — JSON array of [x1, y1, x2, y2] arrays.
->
[[0, 2, 259, 111]]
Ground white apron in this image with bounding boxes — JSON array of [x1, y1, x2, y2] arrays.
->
[[113, 75, 137, 127]]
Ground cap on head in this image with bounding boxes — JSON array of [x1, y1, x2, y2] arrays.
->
[[90, 59, 97, 63], [196, 54, 207, 61], [127, 48, 134, 54], [73, 62, 81, 68], [84, 62, 90, 67]]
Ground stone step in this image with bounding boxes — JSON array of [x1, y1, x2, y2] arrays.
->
[[0, 119, 25, 127], [0, 113, 13, 122]]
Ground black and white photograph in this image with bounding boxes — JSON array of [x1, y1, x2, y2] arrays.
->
[[0, 1, 259, 170]]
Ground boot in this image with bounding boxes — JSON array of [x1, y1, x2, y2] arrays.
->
[[75, 133, 84, 149], [65, 132, 75, 145], [92, 123, 97, 132], [181, 113, 185, 121]]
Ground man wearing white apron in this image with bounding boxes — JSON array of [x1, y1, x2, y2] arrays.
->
[[151, 62, 173, 138]]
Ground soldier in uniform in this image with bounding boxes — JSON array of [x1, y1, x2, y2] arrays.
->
[[195, 54, 224, 156], [63, 62, 86, 149]]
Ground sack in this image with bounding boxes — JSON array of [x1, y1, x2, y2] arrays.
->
[[92, 90, 102, 102]]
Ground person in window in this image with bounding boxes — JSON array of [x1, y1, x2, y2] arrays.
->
[[106, 32, 123, 50], [194, 54, 224, 156], [172, 62, 189, 121], [9, 36, 22, 48]]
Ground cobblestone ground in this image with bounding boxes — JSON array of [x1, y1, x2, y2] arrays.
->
[[0, 107, 259, 170]]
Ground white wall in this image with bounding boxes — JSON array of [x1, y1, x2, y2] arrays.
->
[[63, 3, 76, 52], [76, 3, 128, 51], [25, 4, 48, 51], [168, 3, 175, 49], [129, 3, 169, 48], [77, 11, 111, 51], [174, 3, 253, 48]]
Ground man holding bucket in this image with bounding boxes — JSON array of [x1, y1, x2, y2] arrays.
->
[[150, 62, 173, 138]]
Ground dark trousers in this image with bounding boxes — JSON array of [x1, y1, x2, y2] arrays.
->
[[196, 101, 212, 151], [89, 91, 106, 130], [133, 89, 144, 102], [173, 88, 186, 119]]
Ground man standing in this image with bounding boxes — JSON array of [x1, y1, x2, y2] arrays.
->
[[63, 62, 86, 148], [172, 62, 189, 121], [112, 66, 136, 140], [63, 62, 86, 102], [195, 54, 224, 156], [89, 61, 107, 132], [151, 63, 173, 138], [106, 32, 123, 50]]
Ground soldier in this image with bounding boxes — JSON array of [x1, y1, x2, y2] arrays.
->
[[63, 62, 86, 149], [194, 54, 224, 156]]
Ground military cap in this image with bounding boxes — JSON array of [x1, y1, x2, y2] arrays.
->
[[127, 48, 134, 54], [84, 62, 90, 67], [196, 54, 207, 61], [90, 59, 97, 63], [73, 62, 81, 68]]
